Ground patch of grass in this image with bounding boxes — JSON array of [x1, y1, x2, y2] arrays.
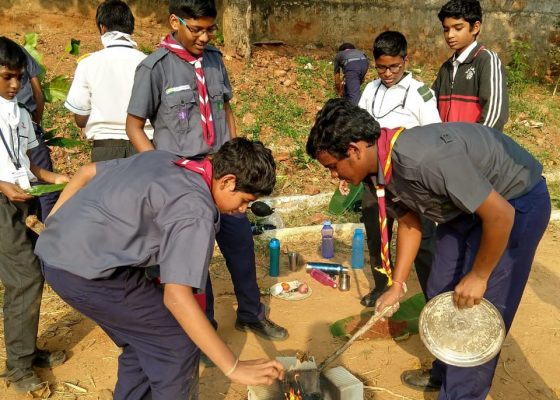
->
[[548, 181, 560, 209], [138, 43, 155, 55], [507, 40, 535, 95], [290, 145, 314, 169]]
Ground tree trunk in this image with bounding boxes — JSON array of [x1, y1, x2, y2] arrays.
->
[[222, 0, 252, 61]]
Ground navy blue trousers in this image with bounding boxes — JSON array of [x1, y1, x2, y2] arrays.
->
[[428, 179, 550, 400], [43, 265, 199, 400], [344, 59, 369, 105], [205, 213, 264, 327], [29, 124, 58, 222]]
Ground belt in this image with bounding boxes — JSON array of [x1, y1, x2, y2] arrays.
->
[[93, 139, 130, 148], [344, 57, 367, 65]]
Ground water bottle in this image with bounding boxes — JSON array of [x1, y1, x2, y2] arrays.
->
[[306, 262, 348, 274], [268, 238, 280, 277], [321, 221, 335, 259], [351, 228, 365, 269], [309, 268, 338, 288]]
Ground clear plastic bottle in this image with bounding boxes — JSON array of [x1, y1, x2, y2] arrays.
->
[[351, 228, 365, 269], [269, 238, 280, 277], [321, 221, 335, 259], [309, 268, 338, 288]]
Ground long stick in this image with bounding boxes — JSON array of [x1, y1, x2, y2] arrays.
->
[[318, 306, 393, 371]]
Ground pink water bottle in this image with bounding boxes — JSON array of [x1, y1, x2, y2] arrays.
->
[[309, 268, 338, 288]]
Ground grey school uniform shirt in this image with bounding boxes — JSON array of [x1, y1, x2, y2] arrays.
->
[[35, 151, 219, 288], [128, 43, 232, 158], [371, 122, 542, 223]]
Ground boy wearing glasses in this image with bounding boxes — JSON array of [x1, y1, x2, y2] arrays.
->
[[355, 31, 440, 308], [333, 43, 369, 105], [432, 0, 508, 130], [126, 0, 288, 346]]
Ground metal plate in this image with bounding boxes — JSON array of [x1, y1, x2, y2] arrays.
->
[[419, 292, 505, 367], [270, 281, 312, 301]]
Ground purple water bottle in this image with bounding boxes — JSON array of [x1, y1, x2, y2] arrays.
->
[[321, 221, 334, 259]]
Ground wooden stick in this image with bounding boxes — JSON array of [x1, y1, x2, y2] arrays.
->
[[318, 306, 393, 371]]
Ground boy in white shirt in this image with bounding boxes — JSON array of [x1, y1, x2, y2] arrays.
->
[[0, 36, 69, 394], [65, 0, 153, 162]]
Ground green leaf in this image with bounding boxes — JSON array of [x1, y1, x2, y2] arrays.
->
[[23, 32, 38, 50], [43, 75, 70, 103], [26, 183, 67, 197], [22, 32, 46, 81], [42, 128, 58, 140], [390, 293, 426, 334], [46, 137, 84, 148], [65, 38, 81, 56]]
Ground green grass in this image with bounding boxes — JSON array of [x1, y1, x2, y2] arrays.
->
[[548, 181, 560, 209]]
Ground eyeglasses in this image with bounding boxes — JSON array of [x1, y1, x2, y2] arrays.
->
[[374, 62, 404, 74], [176, 16, 218, 37]]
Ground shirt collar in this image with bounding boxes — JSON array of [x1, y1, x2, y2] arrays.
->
[[378, 71, 412, 91], [453, 41, 478, 65]]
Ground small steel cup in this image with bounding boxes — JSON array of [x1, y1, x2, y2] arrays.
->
[[339, 273, 350, 291], [288, 252, 299, 271]]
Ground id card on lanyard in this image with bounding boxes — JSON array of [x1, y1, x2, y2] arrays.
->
[[0, 126, 31, 190]]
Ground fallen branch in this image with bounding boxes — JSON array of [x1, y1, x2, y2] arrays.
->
[[62, 381, 88, 393], [364, 385, 419, 400]]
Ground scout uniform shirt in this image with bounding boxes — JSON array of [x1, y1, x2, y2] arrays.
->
[[35, 151, 220, 288], [370, 122, 542, 223], [359, 72, 441, 129], [128, 43, 232, 158]]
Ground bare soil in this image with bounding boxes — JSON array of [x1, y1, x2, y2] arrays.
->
[[1, 7, 559, 400]]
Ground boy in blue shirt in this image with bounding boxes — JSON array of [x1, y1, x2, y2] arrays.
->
[[333, 42, 369, 105], [36, 138, 284, 399], [126, 0, 287, 342], [0, 37, 69, 394]]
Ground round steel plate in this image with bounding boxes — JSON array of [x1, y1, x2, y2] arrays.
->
[[419, 292, 506, 367]]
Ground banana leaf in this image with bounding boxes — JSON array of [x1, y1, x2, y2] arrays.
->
[[43, 75, 70, 103], [65, 38, 81, 56], [27, 183, 66, 197], [46, 137, 83, 148]]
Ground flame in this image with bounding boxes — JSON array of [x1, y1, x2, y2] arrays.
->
[[285, 387, 302, 400]]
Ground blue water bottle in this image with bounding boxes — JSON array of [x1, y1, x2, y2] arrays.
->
[[351, 228, 365, 269], [269, 238, 280, 277], [321, 221, 335, 259]]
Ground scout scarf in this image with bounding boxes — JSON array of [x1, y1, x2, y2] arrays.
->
[[0, 95, 21, 130], [101, 31, 137, 48], [160, 34, 215, 148], [375, 127, 405, 279], [174, 157, 213, 190]]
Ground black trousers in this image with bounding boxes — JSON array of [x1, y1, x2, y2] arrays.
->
[[91, 139, 139, 162], [361, 188, 436, 298], [0, 195, 44, 369]]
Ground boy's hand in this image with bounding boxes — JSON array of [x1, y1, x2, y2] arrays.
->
[[375, 284, 404, 319], [338, 180, 350, 196], [453, 271, 488, 309], [228, 358, 284, 386], [54, 174, 70, 184], [0, 181, 33, 202]]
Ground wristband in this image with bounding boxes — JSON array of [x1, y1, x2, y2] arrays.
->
[[224, 358, 239, 377], [393, 280, 408, 294]]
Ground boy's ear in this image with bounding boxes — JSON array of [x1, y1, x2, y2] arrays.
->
[[218, 174, 237, 192], [347, 142, 361, 159], [169, 14, 181, 31], [470, 20, 481, 35]]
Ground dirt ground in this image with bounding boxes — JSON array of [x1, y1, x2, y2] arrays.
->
[[1, 5, 560, 400]]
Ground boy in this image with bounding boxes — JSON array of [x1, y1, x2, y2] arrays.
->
[[333, 42, 369, 105], [35, 138, 285, 399], [307, 99, 549, 400], [126, 0, 287, 341], [0, 37, 69, 393], [432, 0, 508, 130], [65, 0, 153, 162], [356, 30, 441, 307]]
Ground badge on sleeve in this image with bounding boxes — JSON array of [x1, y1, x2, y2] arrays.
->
[[12, 168, 31, 190], [417, 85, 434, 102]]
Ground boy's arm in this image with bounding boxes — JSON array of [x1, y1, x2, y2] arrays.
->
[[224, 101, 237, 139], [375, 210, 422, 316], [48, 163, 96, 217], [30, 77, 44, 124], [28, 151, 69, 185], [0, 180, 33, 202], [453, 189, 514, 307], [74, 114, 89, 129], [164, 284, 284, 385], [126, 114, 155, 152], [478, 51, 509, 131]]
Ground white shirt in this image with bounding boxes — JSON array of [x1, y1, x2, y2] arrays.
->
[[358, 72, 441, 129], [0, 107, 38, 183], [64, 41, 154, 140], [452, 41, 478, 80]]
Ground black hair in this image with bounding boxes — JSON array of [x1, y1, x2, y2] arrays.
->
[[96, 0, 135, 34], [0, 37, 27, 71], [438, 0, 482, 26], [212, 137, 276, 196], [373, 31, 407, 59], [338, 42, 355, 52], [307, 98, 381, 160], [169, 0, 218, 19]]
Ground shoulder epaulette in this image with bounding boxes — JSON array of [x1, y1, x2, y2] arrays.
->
[[417, 84, 433, 102], [77, 53, 91, 63], [141, 47, 169, 69]]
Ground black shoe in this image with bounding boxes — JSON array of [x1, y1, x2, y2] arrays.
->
[[235, 317, 289, 341], [360, 288, 385, 307], [401, 369, 442, 392], [32, 350, 66, 369], [2, 367, 43, 393]]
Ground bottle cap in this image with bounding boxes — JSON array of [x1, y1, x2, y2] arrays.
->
[[269, 238, 280, 248], [324, 220, 332, 226], [354, 228, 364, 235]]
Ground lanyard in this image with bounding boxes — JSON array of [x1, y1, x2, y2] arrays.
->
[[371, 82, 410, 120], [0, 126, 21, 169]]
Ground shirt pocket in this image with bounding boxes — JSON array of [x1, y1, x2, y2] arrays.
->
[[162, 89, 197, 134], [207, 84, 228, 140]]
